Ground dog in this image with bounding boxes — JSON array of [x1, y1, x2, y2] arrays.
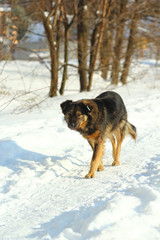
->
[[60, 91, 137, 178]]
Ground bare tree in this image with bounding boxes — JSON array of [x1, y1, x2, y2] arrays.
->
[[141, 0, 160, 63], [77, 0, 88, 92], [111, 0, 128, 85], [120, 0, 141, 84], [87, 0, 112, 91], [2, 0, 160, 101], [38, 0, 62, 97], [99, 10, 114, 80], [59, 0, 77, 95]]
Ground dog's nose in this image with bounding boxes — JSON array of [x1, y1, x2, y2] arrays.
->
[[71, 122, 75, 127], [69, 121, 75, 129]]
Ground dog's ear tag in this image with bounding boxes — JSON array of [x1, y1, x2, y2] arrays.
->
[[87, 105, 91, 112]]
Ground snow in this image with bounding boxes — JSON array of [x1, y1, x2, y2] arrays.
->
[[0, 59, 160, 239], [25, 23, 45, 43], [0, 5, 11, 12]]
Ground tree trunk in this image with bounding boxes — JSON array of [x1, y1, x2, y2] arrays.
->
[[59, 26, 69, 95], [77, 0, 88, 92], [39, 0, 62, 97], [56, 14, 62, 67], [88, 22, 100, 87], [111, 0, 128, 85], [120, 0, 139, 84], [59, 1, 77, 95], [43, 17, 58, 97], [99, 23, 113, 80], [49, 47, 58, 97], [87, 0, 109, 91]]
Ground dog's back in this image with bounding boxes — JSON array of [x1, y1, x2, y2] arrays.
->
[[95, 91, 136, 140], [96, 91, 126, 114], [95, 91, 127, 130]]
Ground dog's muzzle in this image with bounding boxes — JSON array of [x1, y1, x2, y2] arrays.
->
[[68, 121, 75, 130]]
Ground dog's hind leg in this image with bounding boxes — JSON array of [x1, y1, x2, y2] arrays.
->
[[112, 129, 124, 166], [110, 135, 116, 161]]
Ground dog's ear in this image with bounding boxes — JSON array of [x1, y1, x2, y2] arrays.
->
[[60, 100, 73, 114], [86, 104, 91, 112], [83, 103, 93, 114]]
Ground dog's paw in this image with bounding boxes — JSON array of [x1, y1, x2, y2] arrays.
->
[[85, 172, 95, 179], [97, 165, 104, 172], [112, 161, 120, 166]]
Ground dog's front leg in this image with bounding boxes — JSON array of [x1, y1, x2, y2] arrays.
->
[[85, 140, 104, 178]]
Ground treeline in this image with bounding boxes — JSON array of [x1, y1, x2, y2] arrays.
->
[[2, 0, 160, 97]]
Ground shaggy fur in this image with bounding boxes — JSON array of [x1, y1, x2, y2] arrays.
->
[[61, 91, 137, 178]]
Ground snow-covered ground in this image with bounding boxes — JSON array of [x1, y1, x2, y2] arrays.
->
[[0, 59, 160, 240]]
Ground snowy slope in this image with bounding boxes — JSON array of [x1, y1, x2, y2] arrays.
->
[[0, 60, 160, 240]]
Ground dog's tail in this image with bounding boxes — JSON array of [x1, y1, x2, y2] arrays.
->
[[126, 122, 137, 141]]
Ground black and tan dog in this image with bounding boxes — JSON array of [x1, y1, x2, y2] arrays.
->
[[60, 91, 137, 178]]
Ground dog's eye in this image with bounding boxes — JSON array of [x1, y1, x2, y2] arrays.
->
[[67, 113, 72, 118], [77, 113, 82, 117]]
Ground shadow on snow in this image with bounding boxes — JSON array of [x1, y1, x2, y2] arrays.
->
[[0, 139, 63, 173]]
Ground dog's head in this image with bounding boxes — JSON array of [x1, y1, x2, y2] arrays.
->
[[60, 100, 94, 131]]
